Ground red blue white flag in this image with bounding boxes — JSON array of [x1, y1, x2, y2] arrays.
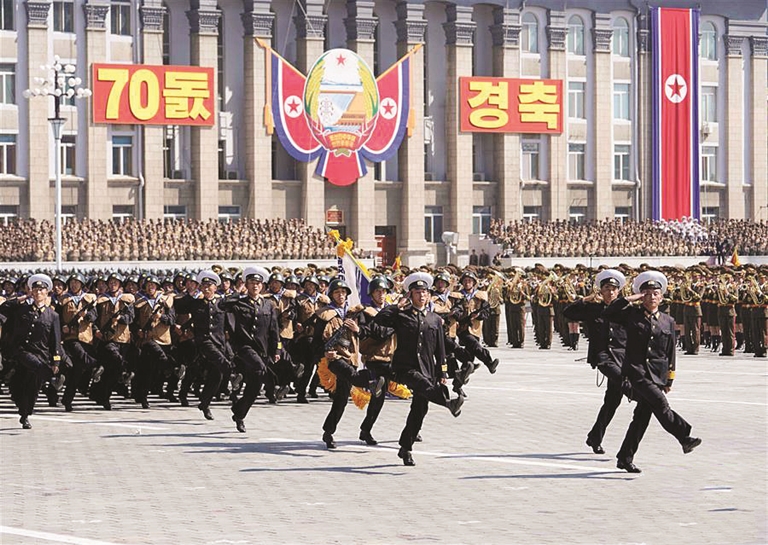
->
[[651, 7, 700, 221], [258, 40, 416, 187]]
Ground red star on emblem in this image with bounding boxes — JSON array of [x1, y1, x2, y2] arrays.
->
[[668, 79, 683, 98], [336, 54, 346, 65], [382, 101, 395, 115], [287, 98, 300, 113]]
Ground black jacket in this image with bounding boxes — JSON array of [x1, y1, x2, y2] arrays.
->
[[219, 294, 279, 358], [562, 299, 626, 367], [2, 299, 63, 363], [175, 293, 229, 349]]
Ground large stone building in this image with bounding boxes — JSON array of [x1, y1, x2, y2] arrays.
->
[[1, 0, 766, 265]]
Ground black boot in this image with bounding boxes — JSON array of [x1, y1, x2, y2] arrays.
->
[[735, 332, 744, 351], [711, 335, 721, 352]]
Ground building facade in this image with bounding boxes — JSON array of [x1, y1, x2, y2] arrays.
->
[[1, 0, 766, 265]]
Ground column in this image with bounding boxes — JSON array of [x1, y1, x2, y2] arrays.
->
[[242, 0, 274, 220], [592, 14, 613, 220], [490, 8, 521, 222], [444, 5, 475, 253], [346, 0, 377, 253], [295, 0, 327, 229], [546, 11, 567, 220], [636, 14, 651, 220], [140, 2, 166, 220], [394, 1, 429, 265], [25, 1, 52, 221], [84, 0, 111, 220], [750, 36, 768, 221], [724, 34, 745, 218]]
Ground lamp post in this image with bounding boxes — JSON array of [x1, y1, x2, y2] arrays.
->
[[23, 55, 91, 272]]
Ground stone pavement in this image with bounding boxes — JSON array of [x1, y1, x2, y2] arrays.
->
[[1, 325, 766, 545]]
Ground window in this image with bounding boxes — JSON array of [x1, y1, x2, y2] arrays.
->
[[0, 204, 18, 225], [701, 206, 719, 222], [702, 86, 717, 123], [472, 206, 492, 235], [701, 22, 717, 61], [613, 83, 630, 120], [163, 125, 180, 179], [164, 205, 187, 220], [521, 137, 540, 180], [217, 12, 224, 111], [424, 206, 443, 243], [614, 207, 631, 221], [218, 139, 226, 180], [112, 204, 135, 222], [568, 81, 585, 119], [111, 0, 132, 36], [567, 16, 585, 55], [112, 135, 133, 176], [0, 134, 16, 174], [218, 205, 241, 222], [613, 17, 629, 57], [53, 1, 74, 33], [702, 146, 717, 182], [521, 13, 538, 53], [614, 144, 631, 180], [61, 134, 76, 175], [61, 205, 77, 223], [523, 206, 541, 222], [568, 143, 585, 180], [0, 0, 14, 31], [162, 2, 170, 65], [569, 206, 587, 223], [0, 64, 15, 105]]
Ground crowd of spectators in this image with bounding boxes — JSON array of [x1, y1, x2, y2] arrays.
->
[[0, 218, 337, 262], [0, 217, 766, 263], [490, 218, 768, 258]]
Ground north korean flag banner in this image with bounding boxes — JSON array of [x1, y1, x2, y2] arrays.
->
[[258, 40, 416, 186], [651, 7, 701, 221]]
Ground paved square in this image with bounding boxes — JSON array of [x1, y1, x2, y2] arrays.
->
[[2, 323, 766, 545]]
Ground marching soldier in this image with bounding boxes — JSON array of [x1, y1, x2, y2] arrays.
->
[[374, 272, 465, 466], [314, 278, 385, 449], [503, 269, 528, 348], [220, 266, 279, 433], [716, 273, 738, 356], [605, 271, 702, 473], [482, 271, 503, 348], [562, 269, 627, 455], [58, 272, 100, 412], [455, 271, 499, 374], [265, 272, 302, 402], [132, 275, 176, 409], [680, 273, 703, 355], [173, 273, 200, 406], [1, 274, 64, 429], [92, 273, 135, 410], [292, 275, 329, 403], [175, 270, 235, 420]]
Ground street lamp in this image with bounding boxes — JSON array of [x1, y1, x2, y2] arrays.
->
[[23, 55, 91, 272]]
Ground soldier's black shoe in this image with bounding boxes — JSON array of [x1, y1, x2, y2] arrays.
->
[[398, 447, 415, 466], [586, 438, 605, 455], [308, 389, 319, 399], [166, 393, 178, 402], [681, 436, 702, 454], [232, 415, 246, 433], [20, 416, 31, 429], [198, 404, 214, 420], [414, 434, 423, 442], [370, 376, 386, 398], [359, 431, 378, 446], [455, 362, 475, 386], [64, 401, 73, 412], [140, 399, 150, 409], [322, 431, 336, 449], [616, 460, 641, 473], [296, 395, 309, 404], [487, 358, 499, 374], [276, 385, 290, 401], [179, 395, 189, 407], [101, 399, 112, 411], [448, 395, 464, 417]]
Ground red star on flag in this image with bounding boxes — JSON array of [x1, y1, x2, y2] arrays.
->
[[668, 79, 683, 98], [336, 54, 346, 65], [287, 98, 300, 113]]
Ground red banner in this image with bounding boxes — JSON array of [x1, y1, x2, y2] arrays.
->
[[459, 77, 563, 134], [92, 63, 215, 126]]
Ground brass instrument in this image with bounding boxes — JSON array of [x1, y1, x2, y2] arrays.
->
[[504, 269, 525, 305]]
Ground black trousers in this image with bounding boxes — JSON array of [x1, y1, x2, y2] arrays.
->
[[61, 340, 98, 407], [197, 339, 232, 410], [15, 352, 54, 418], [482, 310, 500, 347], [505, 303, 526, 347], [587, 361, 623, 446], [90, 342, 130, 404], [458, 331, 493, 366], [135, 341, 174, 403], [617, 375, 692, 464], [292, 336, 315, 398], [322, 358, 371, 435], [360, 361, 392, 434], [396, 369, 450, 452], [176, 340, 198, 400], [232, 346, 268, 420]]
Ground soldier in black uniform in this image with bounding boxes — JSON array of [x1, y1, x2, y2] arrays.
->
[[292, 275, 329, 403], [1, 274, 64, 429], [562, 269, 627, 455], [375, 272, 465, 466], [175, 270, 234, 420], [220, 266, 279, 433], [455, 271, 499, 374], [604, 271, 702, 473]]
